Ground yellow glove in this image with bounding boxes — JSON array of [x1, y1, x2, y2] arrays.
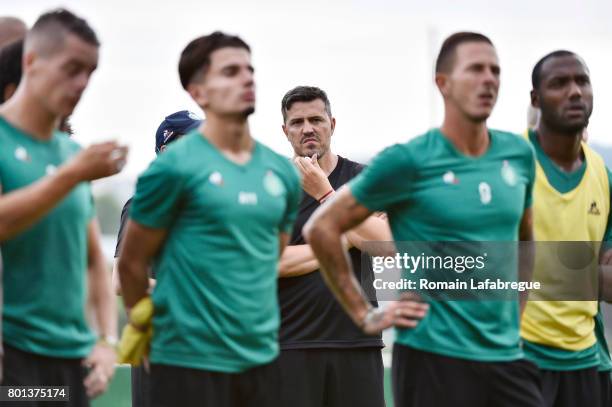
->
[[118, 296, 153, 366]]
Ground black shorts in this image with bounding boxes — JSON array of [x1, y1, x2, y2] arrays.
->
[[600, 371, 612, 407], [150, 358, 280, 407], [392, 343, 543, 407], [131, 364, 151, 407], [540, 367, 600, 407], [1, 343, 89, 407], [278, 347, 385, 407]]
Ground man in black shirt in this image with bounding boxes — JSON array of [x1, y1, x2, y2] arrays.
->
[[113, 109, 201, 407], [278, 86, 426, 407]]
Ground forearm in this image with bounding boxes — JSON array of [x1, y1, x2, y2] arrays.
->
[[345, 215, 392, 252], [118, 256, 150, 309], [306, 221, 371, 325], [278, 244, 320, 278], [0, 165, 80, 241], [89, 256, 118, 337]]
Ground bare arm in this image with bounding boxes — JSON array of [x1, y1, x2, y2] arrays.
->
[[0, 142, 128, 241], [118, 220, 167, 309], [112, 258, 156, 296], [304, 186, 428, 334], [599, 248, 612, 302], [345, 214, 392, 252], [87, 220, 118, 338], [83, 219, 118, 398], [518, 207, 534, 316], [278, 244, 320, 278]]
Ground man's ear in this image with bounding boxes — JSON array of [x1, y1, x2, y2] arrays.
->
[[530, 89, 540, 109], [330, 117, 336, 135], [282, 124, 289, 139], [188, 82, 208, 109], [435, 72, 450, 98]]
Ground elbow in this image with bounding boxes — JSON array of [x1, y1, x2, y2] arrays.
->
[[303, 216, 326, 245]]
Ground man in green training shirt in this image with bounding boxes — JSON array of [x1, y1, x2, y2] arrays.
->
[[305, 32, 543, 407], [118, 32, 301, 407], [0, 8, 128, 403]]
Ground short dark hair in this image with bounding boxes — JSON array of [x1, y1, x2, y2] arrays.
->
[[281, 86, 332, 122], [435, 32, 494, 74], [27, 8, 99, 56], [178, 31, 250, 90], [531, 50, 577, 89], [0, 39, 23, 103]]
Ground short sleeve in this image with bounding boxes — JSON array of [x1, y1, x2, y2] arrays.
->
[[130, 159, 185, 229], [279, 164, 301, 234], [348, 144, 415, 212]]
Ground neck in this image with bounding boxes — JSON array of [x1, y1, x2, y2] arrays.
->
[[201, 113, 252, 152], [536, 121, 583, 172], [0, 85, 58, 140], [440, 107, 489, 156], [317, 151, 338, 176]]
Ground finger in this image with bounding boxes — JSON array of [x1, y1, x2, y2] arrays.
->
[[399, 291, 424, 303], [395, 305, 428, 320], [84, 368, 108, 398], [300, 157, 316, 171], [311, 153, 318, 165], [293, 157, 307, 174], [393, 317, 419, 328]]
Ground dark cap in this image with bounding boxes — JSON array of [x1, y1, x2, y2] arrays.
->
[[155, 110, 202, 154]]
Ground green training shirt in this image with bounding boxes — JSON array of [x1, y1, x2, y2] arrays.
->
[[350, 128, 535, 361], [0, 117, 96, 358], [130, 131, 301, 373]]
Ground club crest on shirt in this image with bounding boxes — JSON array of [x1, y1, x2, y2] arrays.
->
[[501, 160, 517, 186], [479, 182, 492, 205], [209, 171, 224, 186], [263, 170, 285, 197]]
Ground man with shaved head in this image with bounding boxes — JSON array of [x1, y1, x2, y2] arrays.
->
[[0, 9, 128, 403]]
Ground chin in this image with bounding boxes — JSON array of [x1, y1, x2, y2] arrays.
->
[[241, 106, 255, 117]]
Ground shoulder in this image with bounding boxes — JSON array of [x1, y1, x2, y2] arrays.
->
[[258, 142, 298, 177], [490, 128, 534, 156], [370, 130, 435, 170], [54, 131, 82, 153], [338, 156, 365, 177]]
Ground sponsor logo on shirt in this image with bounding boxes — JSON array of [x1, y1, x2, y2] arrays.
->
[[238, 192, 258, 205], [442, 171, 459, 184], [479, 182, 492, 205], [588, 201, 600, 215], [209, 171, 224, 186]]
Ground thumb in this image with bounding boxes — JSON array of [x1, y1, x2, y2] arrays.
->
[[311, 154, 320, 167]]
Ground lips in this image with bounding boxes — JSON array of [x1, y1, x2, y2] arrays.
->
[[478, 92, 494, 102], [242, 91, 255, 102], [302, 137, 318, 144]]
